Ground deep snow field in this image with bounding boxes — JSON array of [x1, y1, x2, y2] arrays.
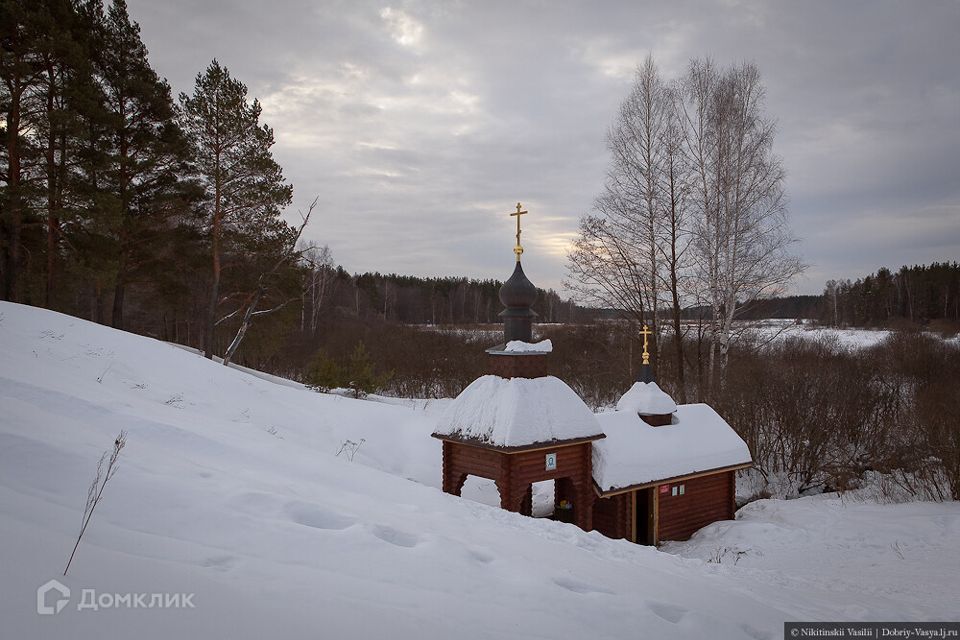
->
[[1, 301, 958, 639]]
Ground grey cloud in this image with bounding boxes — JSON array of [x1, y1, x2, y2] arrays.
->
[[129, 0, 960, 295]]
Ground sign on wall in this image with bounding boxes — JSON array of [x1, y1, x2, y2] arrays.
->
[[545, 452, 557, 471]]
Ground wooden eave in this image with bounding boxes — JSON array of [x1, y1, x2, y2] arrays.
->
[[431, 432, 605, 454], [593, 461, 753, 498]]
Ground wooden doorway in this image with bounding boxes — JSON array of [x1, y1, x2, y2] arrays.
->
[[633, 488, 655, 545]]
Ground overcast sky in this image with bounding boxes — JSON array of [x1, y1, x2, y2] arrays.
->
[[127, 0, 959, 295]]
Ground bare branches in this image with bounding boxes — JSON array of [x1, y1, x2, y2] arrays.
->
[[220, 197, 319, 366], [64, 431, 127, 576], [567, 55, 804, 401]]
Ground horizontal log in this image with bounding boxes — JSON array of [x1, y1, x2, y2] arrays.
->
[[661, 516, 729, 531], [660, 520, 730, 536], [661, 507, 730, 520], [660, 500, 730, 512], [450, 450, 504, 464], [449, 465, 502, 479]]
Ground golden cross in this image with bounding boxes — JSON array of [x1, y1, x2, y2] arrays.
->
[[509, 202, 527, 261], [639, 324, 653, 366]]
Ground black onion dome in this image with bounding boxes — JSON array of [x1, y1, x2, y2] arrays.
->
[[499, 261, 538, 309], [637, 362, 656, 384], [498, 261, 538, 343]]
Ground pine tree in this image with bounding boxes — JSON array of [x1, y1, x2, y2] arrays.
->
[[178, 60, 293, 358], [0, 0, 49, 302], [346, 341, 388, 398], [91, 0, 191, 329], [305, 349, 343, 392]]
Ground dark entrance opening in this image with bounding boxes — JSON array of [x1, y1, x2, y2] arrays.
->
[[554, 477, 577, 524], [634, 488, 654, 545]]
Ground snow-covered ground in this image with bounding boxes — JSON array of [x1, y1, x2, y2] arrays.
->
[[741, 320, 896, 350], [664, 494, 960, 620], [1, 301, 957, 639]]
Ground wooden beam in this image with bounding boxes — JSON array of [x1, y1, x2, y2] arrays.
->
[[595, 462, 753, 498], [630, 490, 637, 543], [431, 434, 605, 455], [652, 487, 660, 546]]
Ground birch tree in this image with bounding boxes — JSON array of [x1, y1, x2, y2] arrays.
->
[[659, 80, 692, 401], [568, 59, 661, 312], [566, 55, 681, 380], [569, 55, 802, 400], [300, 240, 336, 335], [680, 59, 804, 396]]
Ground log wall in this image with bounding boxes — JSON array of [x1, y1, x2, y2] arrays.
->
[[656, 470, 736, 542], [441, 439, 594, 530], [485, 352, 548, 378], [592, 492, 632, 540]]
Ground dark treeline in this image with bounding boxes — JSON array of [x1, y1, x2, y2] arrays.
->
[[821, 262, 960, 329], [307, 266, 584, 326], [726, 295, 822, 320], [676, 263, 960, 329], [679, 295, 822, 321], [1, 0, 297, 361]]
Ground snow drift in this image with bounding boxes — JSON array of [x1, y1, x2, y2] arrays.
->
[[1, 301, 957, 639]]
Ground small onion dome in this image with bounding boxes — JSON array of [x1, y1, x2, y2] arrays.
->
[[616, 381, 677, 426], [499, 261, 538, 309], [498, 261, 538, 343]]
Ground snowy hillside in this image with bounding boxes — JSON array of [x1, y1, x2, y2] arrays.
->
[[1, 301, 958, 639]]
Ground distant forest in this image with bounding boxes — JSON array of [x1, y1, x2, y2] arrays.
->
[[819, 262, 960, 328], [678, 262, 960, 328], [315, 269, 583, 326]]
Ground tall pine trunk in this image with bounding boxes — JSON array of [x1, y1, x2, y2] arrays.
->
[[44, 62, 58, 308], [112, 96, 129, 329], [2, 85, 23, 302], [204, 175, 222, 359], [111, 281, 125, 329]]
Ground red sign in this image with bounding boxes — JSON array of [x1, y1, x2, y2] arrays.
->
[[659, 485, 669, 494]]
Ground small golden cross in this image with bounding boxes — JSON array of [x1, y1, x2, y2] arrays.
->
[[639, 324, 653, 366], [509, 202, 527, 261]]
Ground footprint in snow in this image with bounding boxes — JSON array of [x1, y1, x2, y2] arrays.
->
[[286, 502, 357, 531], [202, 555, 238, 572], [552, 577, 613, 595], [740, 623, 774, 640], [647, 600, 688, 624], [370, 525, 421, 548], [466, 548, 495, 564]]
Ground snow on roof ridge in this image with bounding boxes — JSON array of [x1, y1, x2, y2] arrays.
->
[[504, 339, 553, 353], [434, 374, 602, 447], [616, 381, 677, 416]]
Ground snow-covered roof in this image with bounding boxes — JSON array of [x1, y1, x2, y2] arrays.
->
[[433, 375, 604, 448], [592, 403, 752, 493], [616, 381, 677, 415], [504, 339, 553, 353]]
